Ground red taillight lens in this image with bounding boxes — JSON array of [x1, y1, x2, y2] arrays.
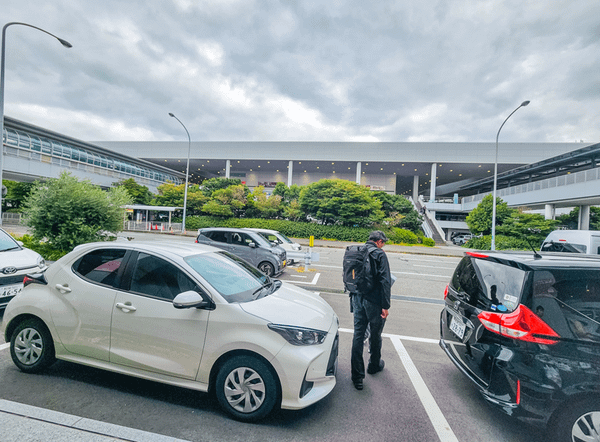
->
[[478, 305, 560, 345], [443, 284, 449, 299], [466, 251, 489, 259]]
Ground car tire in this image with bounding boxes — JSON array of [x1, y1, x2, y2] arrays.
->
[[10, 318, 56, 373], [215, 355, 279, 422], [258, 262, 275, 277], [550, 398, 600, 442]]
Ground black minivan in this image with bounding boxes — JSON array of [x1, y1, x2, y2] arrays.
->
[[440, 250, 600, 442]]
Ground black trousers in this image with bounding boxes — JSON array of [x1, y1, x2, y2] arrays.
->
[[351, 293, 386, 381]]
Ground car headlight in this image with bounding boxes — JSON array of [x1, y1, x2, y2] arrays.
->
[[268, 324, 327, 345], [37, 256, 46, 269]]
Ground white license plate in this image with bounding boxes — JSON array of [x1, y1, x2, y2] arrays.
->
[[0, 283, 23, 299], [449, 316, 466, 340]]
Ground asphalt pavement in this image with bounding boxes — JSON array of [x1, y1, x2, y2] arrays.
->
[[0, 224, 469, 442]]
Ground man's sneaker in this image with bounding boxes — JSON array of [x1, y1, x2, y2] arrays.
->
[[367, 360, 385, 375]]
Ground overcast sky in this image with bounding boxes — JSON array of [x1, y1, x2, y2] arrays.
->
[[2, 1, 599, 145]]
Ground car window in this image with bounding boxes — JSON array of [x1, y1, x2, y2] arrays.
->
[[0, 229, 21, 252], [184, 251, 269, 303], [531, 269, 600, 342], [541, 241, 587, 253], [129, 253, 196, 301], [205, 231, 228, 243], [451, 257, 526, 312], [73, 249, 127, 288]]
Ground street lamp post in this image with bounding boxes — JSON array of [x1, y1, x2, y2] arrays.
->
[[491, 100, 530, 250], [0, 22, 72, 225], [168, 113, 191, 233]]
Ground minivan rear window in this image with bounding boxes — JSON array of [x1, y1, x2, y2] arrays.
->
[[451, 257, 527, 312]]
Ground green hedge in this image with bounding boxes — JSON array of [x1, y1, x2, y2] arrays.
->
[[186, 216, 374, 242]]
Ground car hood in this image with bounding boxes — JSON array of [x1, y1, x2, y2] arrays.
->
[[240, 282, 335, 331], [0, 247, 43, 270]]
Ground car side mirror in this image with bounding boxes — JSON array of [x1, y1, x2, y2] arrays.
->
[[249, 242, 257, 248], [173, 290, 215, 310]]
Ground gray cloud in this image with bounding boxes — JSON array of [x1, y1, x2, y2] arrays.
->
[[2, 0, 599, 144]]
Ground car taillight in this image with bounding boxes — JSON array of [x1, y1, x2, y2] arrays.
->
[[466, 251, 489, 259], [23, 273, 48, 287], [443, 284, 449, 299], [478, 304, 560, 345]]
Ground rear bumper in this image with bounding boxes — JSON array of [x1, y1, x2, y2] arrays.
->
[[439, 337, 556, 428]]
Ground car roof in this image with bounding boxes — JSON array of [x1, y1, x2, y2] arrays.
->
[[467, 250, 600, 270], [73, 241, 218, 260], [243, 228, 277, 234]]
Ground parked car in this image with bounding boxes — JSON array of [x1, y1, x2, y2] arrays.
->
[[0, 227, 46, 309], [195, 228, 286, 276], [541, 229, 600, 255], [452, 233, 472, 245], [244, 228, 301, 263], [2, 241, 338, 422], [440, 250, 600, 441]]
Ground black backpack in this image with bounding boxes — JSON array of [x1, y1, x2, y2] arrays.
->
[[343, 245, 373, 294]]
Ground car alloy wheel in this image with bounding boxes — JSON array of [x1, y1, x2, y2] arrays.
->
[[551, 399, 600, 442], [215, 355, 278, 422], [258, 262, 275, 277], [10, 319, 56, 373]]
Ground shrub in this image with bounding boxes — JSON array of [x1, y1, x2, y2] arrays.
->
[[465, 235, 532, 251], [389, 227, 419, 244], [421, 237, 435, 247]]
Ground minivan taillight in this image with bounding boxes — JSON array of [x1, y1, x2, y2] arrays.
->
[[443, 284, 449, 299], [478, 305, 560, 345]]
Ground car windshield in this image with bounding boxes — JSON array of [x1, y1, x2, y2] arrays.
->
[[184, 251, 278, 303], [277, 232, 294, 244], [0, 229, 21, 252]]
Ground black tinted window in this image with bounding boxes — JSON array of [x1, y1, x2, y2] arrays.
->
[[205, 231, 228, 243], [73, 249, 126, 288], [451, 257, 526, 312], [129, 253, 196, 301], [531, 269, 600, 342]]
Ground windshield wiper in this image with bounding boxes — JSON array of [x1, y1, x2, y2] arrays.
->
[[252, 281, 273, 299]]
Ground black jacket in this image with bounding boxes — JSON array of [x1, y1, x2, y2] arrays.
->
[[363, 240, 392, 310]]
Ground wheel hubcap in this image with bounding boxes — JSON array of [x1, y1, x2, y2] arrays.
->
[[573, 411, 600, 442], [14, 328, 43, 366], [224, 367, 266, 413]]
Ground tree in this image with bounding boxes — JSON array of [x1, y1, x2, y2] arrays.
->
[[299, 179, 384, 227], [202, 184, 249, 218], [247, 186, 283, 219], [555, 206, 600, 230], [496, 211, 559, 246], [273, 183, 301, 205], [151, 182, 208, 216], [23, 172, 132, 251], [113, 178, 153, 204], [201, 178, 242, 197], [466, 194, 514, 235], [372, 191, 414, 217], [2, 180, 34, 212]]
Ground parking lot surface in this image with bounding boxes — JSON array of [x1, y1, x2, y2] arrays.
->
[[0, 230, 544, 442]]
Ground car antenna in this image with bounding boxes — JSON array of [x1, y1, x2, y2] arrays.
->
[[525, 236, 542, 259]]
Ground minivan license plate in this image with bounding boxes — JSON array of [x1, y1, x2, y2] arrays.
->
[[449, 316, 466, 340]]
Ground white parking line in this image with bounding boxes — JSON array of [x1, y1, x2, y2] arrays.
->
[[285, 272, 321, 285], [338, 328, 458, 442], [0, 343, 9, 351]]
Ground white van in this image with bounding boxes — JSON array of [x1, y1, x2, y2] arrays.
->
[[540, 230, 600, 255]]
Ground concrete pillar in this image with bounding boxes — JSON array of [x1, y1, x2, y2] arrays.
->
[[579, 205, 590, 230], [544, 204, 555, 220], [413, 175, 419, 201], [356, 161, 362, 184], [287, 160, 293, 187], [429, 163, 437, 203], [225, 160, 231, 178]]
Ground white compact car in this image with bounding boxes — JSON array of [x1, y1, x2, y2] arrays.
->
[[244, 228, 302, 263], [0, 227, 46, 309], [2, 241, 338, 421]]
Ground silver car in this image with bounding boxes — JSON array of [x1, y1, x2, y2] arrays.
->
[[195, 228, 286, 276]]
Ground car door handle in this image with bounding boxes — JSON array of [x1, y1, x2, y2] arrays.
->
[[55, 284, 72, 293], [116, 302, 137, 312]]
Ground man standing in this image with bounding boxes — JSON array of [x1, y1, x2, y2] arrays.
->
[[351, 230, 392, 390]]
